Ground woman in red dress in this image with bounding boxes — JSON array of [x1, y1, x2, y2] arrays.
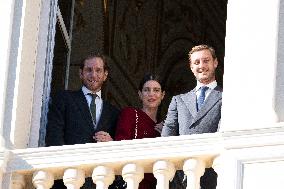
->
[[115, 73, 165, 189]]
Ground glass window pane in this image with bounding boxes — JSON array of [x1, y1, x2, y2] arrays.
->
[[58, 0, 72, 33], [50, 22, 68, 96]]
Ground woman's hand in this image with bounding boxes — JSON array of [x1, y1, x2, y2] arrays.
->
[[154, 121, 164, 134]]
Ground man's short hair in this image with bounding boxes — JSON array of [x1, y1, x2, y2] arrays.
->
[[79, 53, 109, 71], [188, 45, 217, 64]]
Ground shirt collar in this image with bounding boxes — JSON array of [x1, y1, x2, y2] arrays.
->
[[82, 86, 102, 99], [196, 80, 217, 92]]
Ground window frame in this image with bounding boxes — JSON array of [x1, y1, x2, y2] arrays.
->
[[37, 0, 75, 147]]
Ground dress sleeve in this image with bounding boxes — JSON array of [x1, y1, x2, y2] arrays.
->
[[115, 108, 136, 141]]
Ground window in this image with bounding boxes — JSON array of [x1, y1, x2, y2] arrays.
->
[[39, 0, 75, 146]]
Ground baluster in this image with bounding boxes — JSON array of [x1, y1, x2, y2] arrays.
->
[[122, 163, 144, 189], [153, 160, 175, 189], [32, 170, 54, 189], [63, 168, 85, 189], [92, 166, 114, 189], [11, 173, 25, 189], [183, 158, 205, 189]]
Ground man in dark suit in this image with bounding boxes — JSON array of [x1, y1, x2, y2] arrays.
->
[[162, 45, 222, 189], [45, 54, 119, 188]]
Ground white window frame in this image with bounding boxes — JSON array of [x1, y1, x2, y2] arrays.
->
[[36, 0, 75, 147]]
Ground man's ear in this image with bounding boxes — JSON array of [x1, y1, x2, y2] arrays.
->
[[189, 62, 193, 71], [214, 59, 218, 68], [79, 69, 83, 79], [161, 91, 165, 100], [103, 70, 108, 81]]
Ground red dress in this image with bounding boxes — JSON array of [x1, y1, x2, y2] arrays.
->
[[115, 107, 160, 189]]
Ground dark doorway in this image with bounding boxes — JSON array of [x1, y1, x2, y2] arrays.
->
[[54, 0, 227, 119]]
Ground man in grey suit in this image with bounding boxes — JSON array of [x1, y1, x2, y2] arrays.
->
[[162, 44, 222, 189], [46, 54, 119, 188]]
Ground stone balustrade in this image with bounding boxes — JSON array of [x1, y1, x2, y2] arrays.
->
[[2, 126, 284, 189], [5, 132, 221, 189]]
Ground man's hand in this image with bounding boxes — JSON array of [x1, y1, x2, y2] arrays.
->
[[93, 131, 113, 142]]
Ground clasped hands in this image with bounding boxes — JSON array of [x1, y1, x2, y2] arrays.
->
[[93, 121, 164, 142], [93, 131, 113, 142]]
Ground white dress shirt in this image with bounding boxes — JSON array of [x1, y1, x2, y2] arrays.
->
[[82, 86, 103, 126], [195, 80, 218, 101], [195, 80, 220, 130]]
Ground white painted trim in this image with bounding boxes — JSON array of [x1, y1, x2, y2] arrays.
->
[[0, 1, 16, 147], [9, 0, 28, 149], [276, 0, 284, 122], [37, 0, 58, 147], [28, 0, 55, 148], [8, 0, 44, 149]]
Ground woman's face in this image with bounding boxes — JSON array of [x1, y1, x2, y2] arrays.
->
[[139, 80, 165, 109]]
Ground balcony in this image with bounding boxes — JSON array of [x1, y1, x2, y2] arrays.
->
[[2, 126, 284, 189]]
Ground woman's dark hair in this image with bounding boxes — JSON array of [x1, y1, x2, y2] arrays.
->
[[138, 73, 165, 92]]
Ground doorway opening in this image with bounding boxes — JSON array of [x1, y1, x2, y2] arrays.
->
[[40, 0, 228, 146]]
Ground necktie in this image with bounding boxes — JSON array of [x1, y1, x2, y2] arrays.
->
[[197, 86, 209, 111], [89, 93, 97, 124]]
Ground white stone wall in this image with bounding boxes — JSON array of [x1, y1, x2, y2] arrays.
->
[[0, 0, 46, 149], [1, 0, 284, 188], [243, 161, 284, 189], [276, 0, 284, 122], [221, 0, 282, 131], [0, 1, 16, 147]]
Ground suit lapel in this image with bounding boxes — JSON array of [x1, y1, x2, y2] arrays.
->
[[181, 89, 197, 117], [72, 90, 94, 127], [193, 87, 222, 123]]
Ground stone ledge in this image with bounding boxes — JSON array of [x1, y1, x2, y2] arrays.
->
[[4, 125, 284, 178]]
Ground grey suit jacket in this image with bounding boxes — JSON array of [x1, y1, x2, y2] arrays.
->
[[162, 86, 222, 136]]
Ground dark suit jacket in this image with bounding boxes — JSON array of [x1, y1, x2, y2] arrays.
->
[[45, 89, 120, 146]]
